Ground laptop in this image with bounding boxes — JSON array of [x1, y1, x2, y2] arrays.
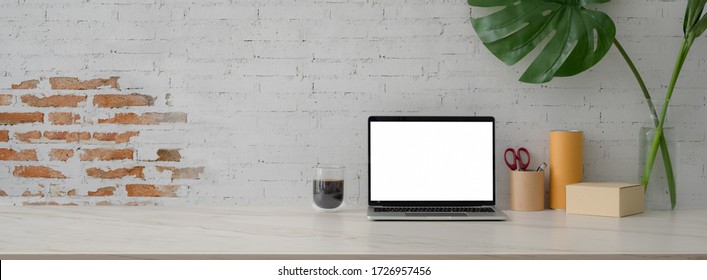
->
[[367, 116, 507, 221]]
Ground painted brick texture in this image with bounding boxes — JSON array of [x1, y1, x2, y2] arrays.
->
[[0, 77, 204, 206], [1, 0, 706, 208]]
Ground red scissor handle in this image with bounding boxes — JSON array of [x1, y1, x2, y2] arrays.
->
[[504, 147, 531, 171], [516, 147, 530, 170], [504, 148, 518, 170]]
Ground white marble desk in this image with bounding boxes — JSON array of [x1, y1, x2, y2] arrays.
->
[[1, 207, 706, 259]]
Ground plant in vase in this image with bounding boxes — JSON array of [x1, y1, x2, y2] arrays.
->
[[466, 0, 707, 209], [642, 0, 707, 209]]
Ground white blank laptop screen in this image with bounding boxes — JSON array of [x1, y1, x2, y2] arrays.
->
[[370, 121, 493, 201]]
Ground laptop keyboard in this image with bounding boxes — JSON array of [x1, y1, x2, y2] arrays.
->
[[373, 207, 495, 213]]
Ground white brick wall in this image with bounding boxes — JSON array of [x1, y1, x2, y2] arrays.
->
[[1, 0, 706, 208]]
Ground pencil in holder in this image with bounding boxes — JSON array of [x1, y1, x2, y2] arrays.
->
[[510, 170, 545, 211]]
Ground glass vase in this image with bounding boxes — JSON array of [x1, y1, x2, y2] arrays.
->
[[638, 99, 677, 210]]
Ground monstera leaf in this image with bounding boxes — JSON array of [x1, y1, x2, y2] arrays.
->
[[468, 0, 616, 83]]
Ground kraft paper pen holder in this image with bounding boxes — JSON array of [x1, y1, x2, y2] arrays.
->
[[510, 170, 545, 211]]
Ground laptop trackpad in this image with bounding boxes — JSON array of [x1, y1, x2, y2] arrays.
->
[[405, 213, 467, 217]]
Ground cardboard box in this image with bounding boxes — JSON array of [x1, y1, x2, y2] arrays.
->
[[566, 182, 644, 217]]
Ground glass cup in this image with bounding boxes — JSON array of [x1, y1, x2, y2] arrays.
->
[[313, 165, 345, 212]]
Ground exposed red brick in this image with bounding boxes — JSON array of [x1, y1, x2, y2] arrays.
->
[[156, 149, 181, 162], [98, 112, 187, 125], [125, 201, 159, 206], [86, 166, 144, 179], [80, 148, 133, 161], [92, 131, 139, 143], [156, 166, 204, 179], [0, 148, 38, 161], [0, 112, 44, 125], [22, 190, 45, 197], [23, 202, 78, 206], [21, 94, 86, 107], [14, 166, 67, 179], [0, 189, 8, 196], [48, 112, 81, 125], [0, 94, 12, 106], [0, 130, 8, 142], [23, 202, 48, 206], [49, 76, 119, 90], [125, 184, 179, 197], [18, 131, 124, 143], [44, 131, 91, 142], [11, 79, 39, 89], [67, 189, 77, 196], [88, 187, 116, 196], [96, 201, 113, 206], [14, 131, 42, 142], [93, 93, 156, 108], [49, 149, 74, 161]]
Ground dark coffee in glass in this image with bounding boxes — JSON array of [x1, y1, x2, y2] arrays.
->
[[313, 166, 344, 211], [313, 179, 344, 209]]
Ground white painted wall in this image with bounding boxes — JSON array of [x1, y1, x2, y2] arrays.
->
[[1, 0, 705, 208]]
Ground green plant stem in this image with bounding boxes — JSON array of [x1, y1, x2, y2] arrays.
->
[[613, 39, 654, 115], [613, 39, 676, 203], [642, 37, 693, 209]]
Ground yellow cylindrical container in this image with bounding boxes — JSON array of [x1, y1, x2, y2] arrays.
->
[[549, 130, 583, 209], [510, 170, 545, 211]]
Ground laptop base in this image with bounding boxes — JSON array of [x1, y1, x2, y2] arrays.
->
[[367, 206, 508, 221]]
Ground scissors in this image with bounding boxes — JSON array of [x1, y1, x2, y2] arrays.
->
[[504, 147, 530, 171]]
